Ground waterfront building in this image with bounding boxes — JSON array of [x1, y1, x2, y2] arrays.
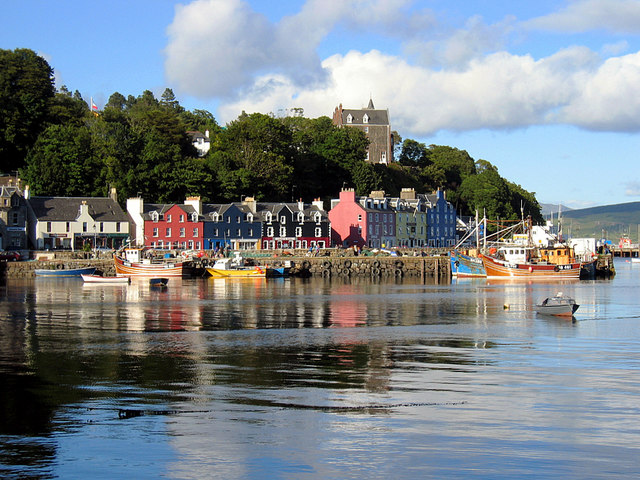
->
[[423, 190, 458, 247], [247, 197, 330, 250], [332, 98, 394, 165], [390, 188, 429, 248], [127, 197, 203, 250], [329, 189, 396, 248], [0, 176, 28, 250], [202, 201, 261, 250], [27, 188, 129, 250]]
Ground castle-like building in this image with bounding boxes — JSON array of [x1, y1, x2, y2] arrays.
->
[[332, 98, 394, 165]]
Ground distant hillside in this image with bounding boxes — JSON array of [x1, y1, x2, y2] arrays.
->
[[541, 203, 573, 216], [557, 202, 640, 241]]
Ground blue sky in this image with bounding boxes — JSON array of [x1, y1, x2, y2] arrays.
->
[[3, 0, 640, 209]]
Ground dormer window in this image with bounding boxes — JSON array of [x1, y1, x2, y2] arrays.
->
[[191, 212, 198, 222], [314, 212, 321, 224], [246, 213, 253, 223], [297, 212, 304, 223], [212, 212, 219, 222], [151, 211, 159, 222], [363, 113, 369, 124], [266, 212, 272, 223], [346, 114, 353, 124]]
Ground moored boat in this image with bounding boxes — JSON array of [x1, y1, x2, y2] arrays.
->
[[149, 278, 169, 287], [205, 256, 266, 278], [481, 253, 581, 279], [450, 250, 486, 277], [35, 266, 96, 277], [114, 248, 187, 277], [535, 293, 579, 316], [82, 274, 130, 284]]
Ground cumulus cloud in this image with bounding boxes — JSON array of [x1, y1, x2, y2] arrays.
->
[[524, 0, 640, 33], [166, 0, 640, 136]]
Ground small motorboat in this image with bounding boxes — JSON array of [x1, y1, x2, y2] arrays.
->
[[149, 278, 169, 287], [82, 274, 130, 284], [535, 292, 579, 317], [35, 266, 96, 277]]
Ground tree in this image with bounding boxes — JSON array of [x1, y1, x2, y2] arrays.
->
[[0, 48, 55, 172], [398, 139, 430, 168], [22, 124, 101, 196]]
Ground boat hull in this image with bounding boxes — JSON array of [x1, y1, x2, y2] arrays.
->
[[205, 266, 266, 278], [82, 274, 130, 284], [450, 251, 486, 277], [481, 255, 581, 279], [535, 304, 579, 316], [114, 254, 186, 277], [35, 267, 96, 277]]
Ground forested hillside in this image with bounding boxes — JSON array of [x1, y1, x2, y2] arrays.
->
[[1, 48, 542, 223]]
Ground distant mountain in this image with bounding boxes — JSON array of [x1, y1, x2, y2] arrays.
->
[[540, 203, 573, 216], [554, 202, 640, 241]]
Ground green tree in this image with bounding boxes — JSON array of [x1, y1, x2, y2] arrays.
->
[[22, 124, 101, 196], [398, 139, 430, 168], [0, 48, 55, 172]]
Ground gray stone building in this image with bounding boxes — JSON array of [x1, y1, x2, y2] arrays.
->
[[332, 98, 394, 164]]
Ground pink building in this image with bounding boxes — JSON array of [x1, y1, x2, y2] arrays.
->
[[329, 189, 396, 248]]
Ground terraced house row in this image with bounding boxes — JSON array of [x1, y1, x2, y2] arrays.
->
[[1, 177, 458, 252]]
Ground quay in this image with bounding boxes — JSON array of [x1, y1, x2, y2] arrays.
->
[[0, 250, 452, 281]]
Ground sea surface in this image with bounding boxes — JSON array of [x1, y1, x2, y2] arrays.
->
[[1, 259, 639, 479]]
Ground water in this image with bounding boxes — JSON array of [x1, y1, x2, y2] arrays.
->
[[1, 260, 639, 479]]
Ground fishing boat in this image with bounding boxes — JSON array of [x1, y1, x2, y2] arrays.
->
[[114, 248, 187, 277], [450, 250, 486, 277], [481, 248, 582, 279], [82, 274, 130, 284], [35, 266, 96, 277], [205, 254, 266, 278], [535, 293, 579, 316]]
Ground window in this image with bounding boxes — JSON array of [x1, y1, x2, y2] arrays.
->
[[193, 227, 198, 237], [153, 228, 159, 237], [179, 228, 185, 237], [116, 222, 121, 233], [280, 215, 286, 224], [83, 222, 87, 233], [358, 214, 362, 222], [166, 227, 171, 237], [179, 214, 184, 222], [99, 223, 104, 233], [297, 212, 304, 223], [279, 227, 286, 237], [315, 227, 322, 237], [167, 214, 172, 222], [267, 227, 274, 237], [151, 211, 159, 222], [237, 216, 241, 223], [381, 151, 387, 163], [346, 114, 353, 123], [266, 212, 272, 223], [363, 113, 369, 123], [214, 228, 219, 236], [46, 222, 52, 233], [236, 229, 241, 236], [66, 222, 70, 232], [295, 227, 302, 237], [365, 126, 369, 133], [315, 213, 321, 224], [191, 212, 198, 222]]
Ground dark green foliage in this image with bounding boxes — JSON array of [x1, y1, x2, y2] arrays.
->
[[0, 48, 55, 172], [6, 49, 541, 216]]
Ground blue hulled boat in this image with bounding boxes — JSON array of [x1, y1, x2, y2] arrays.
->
[[35, 266, 96, 277]]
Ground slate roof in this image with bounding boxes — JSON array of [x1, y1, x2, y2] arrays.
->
[[142, 203, 199, 221], [29, 197, 129, 222]]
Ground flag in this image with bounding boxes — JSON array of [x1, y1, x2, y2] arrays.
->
[[91, 98, 98, 110]]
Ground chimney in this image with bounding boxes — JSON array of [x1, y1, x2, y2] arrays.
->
[[339, 189, 356, 202], [297, 198, 305, 211], [185, 196, 202, 215], [109, 186, 118, 203], [312, 198, 324, 211], [24, 184, 30, 200], [243, 196, 257, 213], [400, 188, 416, 200], [369, 190, 385, 199]]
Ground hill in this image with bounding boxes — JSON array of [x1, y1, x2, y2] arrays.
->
[[557, 202, 640, 241], [540, 203, 573, 216]]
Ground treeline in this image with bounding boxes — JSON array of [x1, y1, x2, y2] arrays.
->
[[0, 48, 542, 223]]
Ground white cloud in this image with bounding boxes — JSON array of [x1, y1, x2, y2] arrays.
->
[[167, 0, 640, 136], [524, 0, 640, 33], [624, 180, 640, 196]]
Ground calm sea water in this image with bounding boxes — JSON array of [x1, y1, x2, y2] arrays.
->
[[1, 259, 639, 479]]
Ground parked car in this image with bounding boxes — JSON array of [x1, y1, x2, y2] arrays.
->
[[0, 251, 21, 261]]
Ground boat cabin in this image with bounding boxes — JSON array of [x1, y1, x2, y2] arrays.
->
[[538, 247, 575, 265], [497, 246, 531, 264]]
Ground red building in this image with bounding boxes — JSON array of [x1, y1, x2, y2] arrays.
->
[[143, 203, 204, 250]]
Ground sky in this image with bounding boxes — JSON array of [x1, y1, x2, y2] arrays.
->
[[3, 0, 640, 209]]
